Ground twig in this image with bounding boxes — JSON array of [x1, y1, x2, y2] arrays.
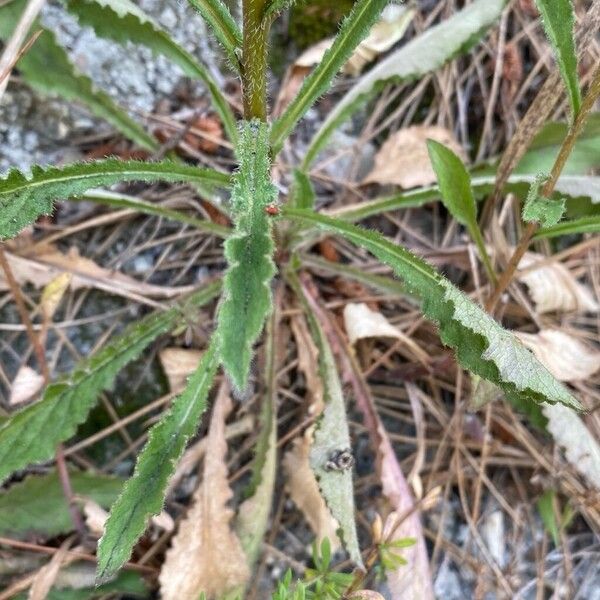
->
[[0, 0, 47, 100], [486, 64, 600, 313]]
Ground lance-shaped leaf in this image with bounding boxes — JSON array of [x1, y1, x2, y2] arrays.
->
[[535, 0, 581, 117], [0, 0, 157, 151], [303, 0, 507, 168], [536, 215, 600, 239], [65, 0, 238, 144], [284, 208, 581, 412], [77, 190, 229, 238], [97, 342, 219, 582], [234, 306, 278, 583], [0, 158, 229, 240], [216, 120, 277, 391], [0, 281, 221, 486], [427, 140, 494, 279], [270, 0, 389, 153], [296, 280, 363, 568], [187, 0, 242, 69]]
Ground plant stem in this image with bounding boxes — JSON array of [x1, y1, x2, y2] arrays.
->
[[241, 0, 269, 120], [485, 63, 600, 313], [0, 245, 86, 539]]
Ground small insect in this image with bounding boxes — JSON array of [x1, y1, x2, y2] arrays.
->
[[265, 204, 280, 216], [325, 448, 355, 472]]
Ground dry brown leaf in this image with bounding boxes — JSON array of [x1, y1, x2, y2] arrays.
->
[[41, 272, 72, 321], [517, 252, 599, 314], [159, 382, 249, 600], [343, 302, 400, 344], [9, 366, 45, 406], [159, 348, 204, 392], [515, 329, 600, 382], [1, 247, 193, 302], [344, 4, 415, 76], [363, 126, 466, 188], [513, 329, 600, 491], [84, 500, 174, 538], [283, 436, 340, 551], [274, 6, 413, 115], [544, 403, 600, 491], [343, 303, 429, 364], [290, 314, 324, 414], [348, 592, 386, 600], [28, 538, 72, 600]]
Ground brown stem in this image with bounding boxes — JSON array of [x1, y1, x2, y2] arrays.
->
[[0, 245, 86, 539], [241, 0, 269, 120], [485, 64, 600, 314]]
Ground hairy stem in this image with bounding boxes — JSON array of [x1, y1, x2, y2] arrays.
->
[[486, 63, 600, 313], [241, 0, 269, 120]]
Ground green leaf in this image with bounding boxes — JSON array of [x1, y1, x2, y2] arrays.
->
[[537, 490, 560, 546], [0, 281, 221, 486], [290, 169, 316, 210], [427, 140, 494, 279], [0, 0, 157, 151], [97, 341, 219, 582], [0, 470, 123, 538], [534, 0, 581, 117], [65, 0, 238, 145], [270, 0, 389, 153], [325, 174, 600, 223], [0, 158, 229, 240], [426, 141, 477, 227], [187, 0, 242, 69], [235, 310, 278, 567], [513, 114, 600, 175], [216, 120, 277, 391], [264, 0, 296, 19], [302, 0, 507, 168], [78, 189, 229, 238], [291, 273, 363, 569], [522, 173, 566, 227], [284, 208, 581, 413], [536, 215, 600, 239]]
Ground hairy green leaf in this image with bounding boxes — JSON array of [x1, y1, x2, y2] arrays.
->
[[0, 0, 157, 151], [325, 174, 600, 223], [536, 215, 600, 239], [65, 0, 238, 144], [264, 0, 296, 19], [78, 190, 229, 237], [234, 309, 278, 575], [216, 120, 277, 391], [0, 470, 122, 538], [292, 275, 363, 568], [0, 158, 229, 240], [97, 342, 219, 583], [0, 281, 221, 486], [270, 0, 389, 153], [303, 0, 507, 168], [289, 169, 316, 210], [523, 173, 566, 227], [285, 208, 581, 412], [187, 0, 242, 69], [427, 140, 493, 278], [535, 0, 581, 117]]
